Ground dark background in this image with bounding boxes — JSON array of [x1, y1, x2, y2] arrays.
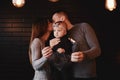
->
[[0, 0, 120, 80]]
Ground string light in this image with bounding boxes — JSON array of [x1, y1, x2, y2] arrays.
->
[[48, 0, 59, 3], [105, 0, 117, 11], [12, 0, 25, 8]]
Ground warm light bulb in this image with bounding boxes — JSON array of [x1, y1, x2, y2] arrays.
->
[[12, 0, 25, 8], [48, 0, 59, 2], [105, 0, 117, 11]]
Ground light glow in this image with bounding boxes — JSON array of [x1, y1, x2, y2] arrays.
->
[[12, 0, 25, 8], [105, 0, 117, 11], [48, 0, 59, 2]]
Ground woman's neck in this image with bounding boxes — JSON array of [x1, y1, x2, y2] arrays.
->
[[41, 31, 51, 42]]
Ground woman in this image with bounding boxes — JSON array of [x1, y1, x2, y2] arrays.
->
[[28, 17, 53, 80]]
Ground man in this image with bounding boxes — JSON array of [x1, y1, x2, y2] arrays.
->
[[50, 10, 101, 80]]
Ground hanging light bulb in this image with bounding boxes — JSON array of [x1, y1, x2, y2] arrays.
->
[[48, 0, 59, 3], [105, 0, 117, 11], [12, 0, 25, 8]]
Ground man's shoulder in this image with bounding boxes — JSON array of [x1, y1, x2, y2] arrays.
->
[[74, 22, 92, 29], [74, 22, 89, 26]]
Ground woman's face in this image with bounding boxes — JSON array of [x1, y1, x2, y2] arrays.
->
[[47, 22, 53, 32]]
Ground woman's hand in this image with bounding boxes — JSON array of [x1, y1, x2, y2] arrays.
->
[[42, 46, 53, 58], [50, 38, 60, 48], [71, 51, 84, 62]]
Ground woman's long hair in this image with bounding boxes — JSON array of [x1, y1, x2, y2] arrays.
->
[[28, 17, 49, 64]]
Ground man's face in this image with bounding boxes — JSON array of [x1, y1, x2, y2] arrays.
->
[[52, 14, 62, 23]]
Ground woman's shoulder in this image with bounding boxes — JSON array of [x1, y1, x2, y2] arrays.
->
[[32, 38, 41, 43], [31, 38, 42, 47]]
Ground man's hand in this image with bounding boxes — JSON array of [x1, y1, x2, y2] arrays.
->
[[71, 51, 84, 62]]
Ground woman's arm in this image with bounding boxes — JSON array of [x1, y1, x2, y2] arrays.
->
[[31, 38, 52, 70]]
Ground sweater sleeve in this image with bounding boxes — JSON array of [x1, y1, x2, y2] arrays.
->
[[82, 23, 101, 60], [30, 38, 48, 70]]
